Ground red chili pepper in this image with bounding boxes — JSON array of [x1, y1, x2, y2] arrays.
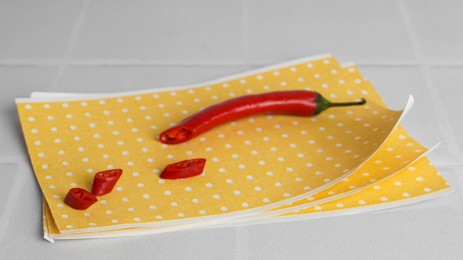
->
[[92, 169, 123, 196], [64, 188, 98, 210], [160, 158, 206, 179], [159, 90, 366, 144]]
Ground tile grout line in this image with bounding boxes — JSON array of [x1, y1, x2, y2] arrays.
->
[[0, 59, 249, 68], [49, 0, 91, 91], [241, 0, 249, 66], [0, 161, 27, 244], [395, 0, 463, 186], [396, 0, 462, 160], [4, 60, 463, 68], [234, 6, 251, 255]]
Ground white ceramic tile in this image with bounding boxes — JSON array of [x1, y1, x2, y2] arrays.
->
[[357, 66, 455, 166], [0, 0, 83, 60], [1, 167, 238, 259], [0, 161, 239, 258], [404, 0, 463, 61], [247, 0, 415, 63], [0, 67, 56, 158], [428, 67, 463, 161], [0, 164, 17, 213], [0, 67, 56, 101], [0, 162, 42, 248], [72, 0, 244, 62], [50, 65, 255, 93], [245, 188, 463, 259]]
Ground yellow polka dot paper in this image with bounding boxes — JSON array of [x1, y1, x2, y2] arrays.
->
[[281, 64, 450, 214], [16, 54, 448, 241], [41, 62, 424, 239], [40, 60, 449, 240], [262, 125, 430, 216], [250, 65, 429, 216], [219, 64, 450, 226], [280, 156, 450, 218], [39, 63, 429, 223]]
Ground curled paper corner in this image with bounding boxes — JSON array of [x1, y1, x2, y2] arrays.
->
[[44, 231, 54, 243], [404, 94, 415, 113], [407, 94, 415, 107], [429, 142, 442, 152], [19, 55, 451, 240], [392, 95, 415, 130]]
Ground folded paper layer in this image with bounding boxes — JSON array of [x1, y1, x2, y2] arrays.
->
[[16, 55, 450, 241], [42, 153, 450, 240]]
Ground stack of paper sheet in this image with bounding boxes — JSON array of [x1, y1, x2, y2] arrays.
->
[[15, 54, 451, 242]]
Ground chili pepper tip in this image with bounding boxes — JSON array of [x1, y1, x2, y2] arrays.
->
[[160, 126, 193, 144]]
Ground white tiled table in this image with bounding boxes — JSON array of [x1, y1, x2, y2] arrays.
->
[[1, 1, 462, 259]]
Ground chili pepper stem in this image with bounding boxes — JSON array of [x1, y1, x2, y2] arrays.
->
[[315, 95, 366, 114], [327, 98, 366, 107]]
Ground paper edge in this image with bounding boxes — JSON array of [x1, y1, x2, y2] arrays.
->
[[54, 97, 415, 234], [244, 141, 439, 219], [28, 58, 417, 233], [46, 188, 453, 240], [16, 53, 333, 103], [204, 187, 454, 228]]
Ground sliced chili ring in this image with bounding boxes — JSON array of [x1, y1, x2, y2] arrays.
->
[[92, 169, 123, 196], [64, 188, 98, 210], [160, 158, 206, 179]]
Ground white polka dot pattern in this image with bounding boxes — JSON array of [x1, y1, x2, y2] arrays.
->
[[267, 65, 430, 214], [282, 155, 449, 216], [23, 56, 449, 238]]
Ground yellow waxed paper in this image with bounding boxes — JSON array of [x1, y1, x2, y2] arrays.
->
[[263, 126, 429, 215], [42, 153, 450, 240], [43, 67, 449, 241], [17, 55, 408, 234], [19, 55, 451, 241], [255, 64, 429, 216], [253, 64, 450, 223], [189, 64, 450, 226], [278, 65, 450, 215], [40, 64, 430, 240], [42, 63, 420, 238], [281, 155, 450, 217], [174, 64, 437, 223]]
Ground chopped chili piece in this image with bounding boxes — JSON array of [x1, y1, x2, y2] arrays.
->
[[92, 169, 123, 196], [159, 90, 366, 144], [64, 188, 98, 210], [160, 158, 206, 179]]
